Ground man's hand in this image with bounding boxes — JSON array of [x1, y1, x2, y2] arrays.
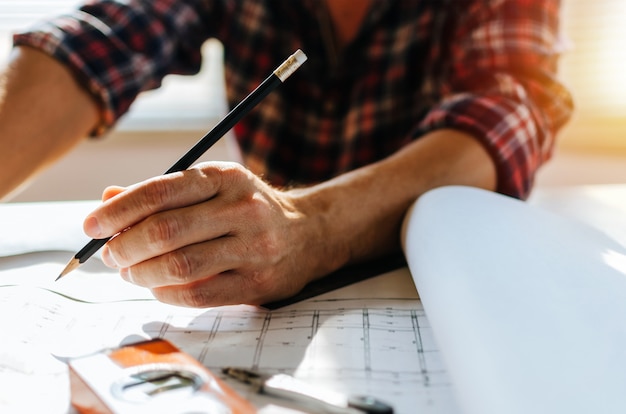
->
[[86, 129, 497, 308], [86, 161, 320, 308]]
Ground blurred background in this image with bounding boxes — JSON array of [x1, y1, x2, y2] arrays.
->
[[1, 0, 626, 202]]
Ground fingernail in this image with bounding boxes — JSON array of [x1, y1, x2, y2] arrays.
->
[[101, 246, 119, 268], [84, 216, 102, 237]]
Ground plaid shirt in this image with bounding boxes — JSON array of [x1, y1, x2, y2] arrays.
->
[[14, 0, 572, 199]]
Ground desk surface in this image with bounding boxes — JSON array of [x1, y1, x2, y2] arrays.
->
[[2, 184, 626, 414], [529, 184, 626, 247]]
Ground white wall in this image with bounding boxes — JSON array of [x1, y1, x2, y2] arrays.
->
[[535, 150, 626, 189]]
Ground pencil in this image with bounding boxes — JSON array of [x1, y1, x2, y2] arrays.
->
[[56, 49, 308, 281]]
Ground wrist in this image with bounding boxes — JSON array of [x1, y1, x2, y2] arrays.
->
[[285, 185, 352, 283]]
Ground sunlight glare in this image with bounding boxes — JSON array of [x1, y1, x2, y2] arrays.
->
[[595, 3, 626, 111]]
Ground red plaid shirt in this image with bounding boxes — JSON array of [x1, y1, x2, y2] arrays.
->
[[14, 0, 572, 198]]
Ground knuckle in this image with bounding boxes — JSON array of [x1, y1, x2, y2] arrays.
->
[[164, 250, 194, 283], [219, 162, 254, 189], [246, 270, 272, 292], [241, 269, 287, 304], [146, 215, 181, 251], [179, 286, 212, 308], [141, 178, 172, 210], [255, 231, 281, 259], [247, 195, 269, 218], [233, 192, 273, 226]]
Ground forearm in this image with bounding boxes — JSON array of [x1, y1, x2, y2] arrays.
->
[[290, 129, 497, 280], [0, 46, 99, 200]]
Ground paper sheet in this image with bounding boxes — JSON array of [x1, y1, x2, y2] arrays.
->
[[402, 186, 626, 414], [0, 251, 154, 303], [0, 277, 459, 414], [0, 200, 99, 257]]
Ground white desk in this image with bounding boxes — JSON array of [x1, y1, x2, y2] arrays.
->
[[529, 184, 626, 248], [1, 185, 625, 414]]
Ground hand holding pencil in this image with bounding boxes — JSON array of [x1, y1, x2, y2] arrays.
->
[[57, 50, 307, 282], [81, 159, 323, 307], [55, 50, 332, 308]]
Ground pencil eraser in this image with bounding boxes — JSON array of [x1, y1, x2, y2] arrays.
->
[[293, 49, 308, 65]]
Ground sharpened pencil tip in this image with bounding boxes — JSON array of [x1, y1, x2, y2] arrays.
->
[[56, 257, 80, 281]]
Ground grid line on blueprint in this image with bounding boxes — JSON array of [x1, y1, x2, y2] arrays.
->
[[148, 298, 456, 413], [1, 287, 459, 414]]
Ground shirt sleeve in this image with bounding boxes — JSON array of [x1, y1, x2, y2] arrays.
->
[[12, 0, 218, 135], [413, 0, 573, 199]]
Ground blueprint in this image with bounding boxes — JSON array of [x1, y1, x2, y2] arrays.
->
[[0, 250, 458, 414]]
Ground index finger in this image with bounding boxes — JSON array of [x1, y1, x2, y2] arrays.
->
[[83, 166, 223, 239]]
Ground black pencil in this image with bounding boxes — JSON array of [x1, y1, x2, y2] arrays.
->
[[56, 49, 307, 281]]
